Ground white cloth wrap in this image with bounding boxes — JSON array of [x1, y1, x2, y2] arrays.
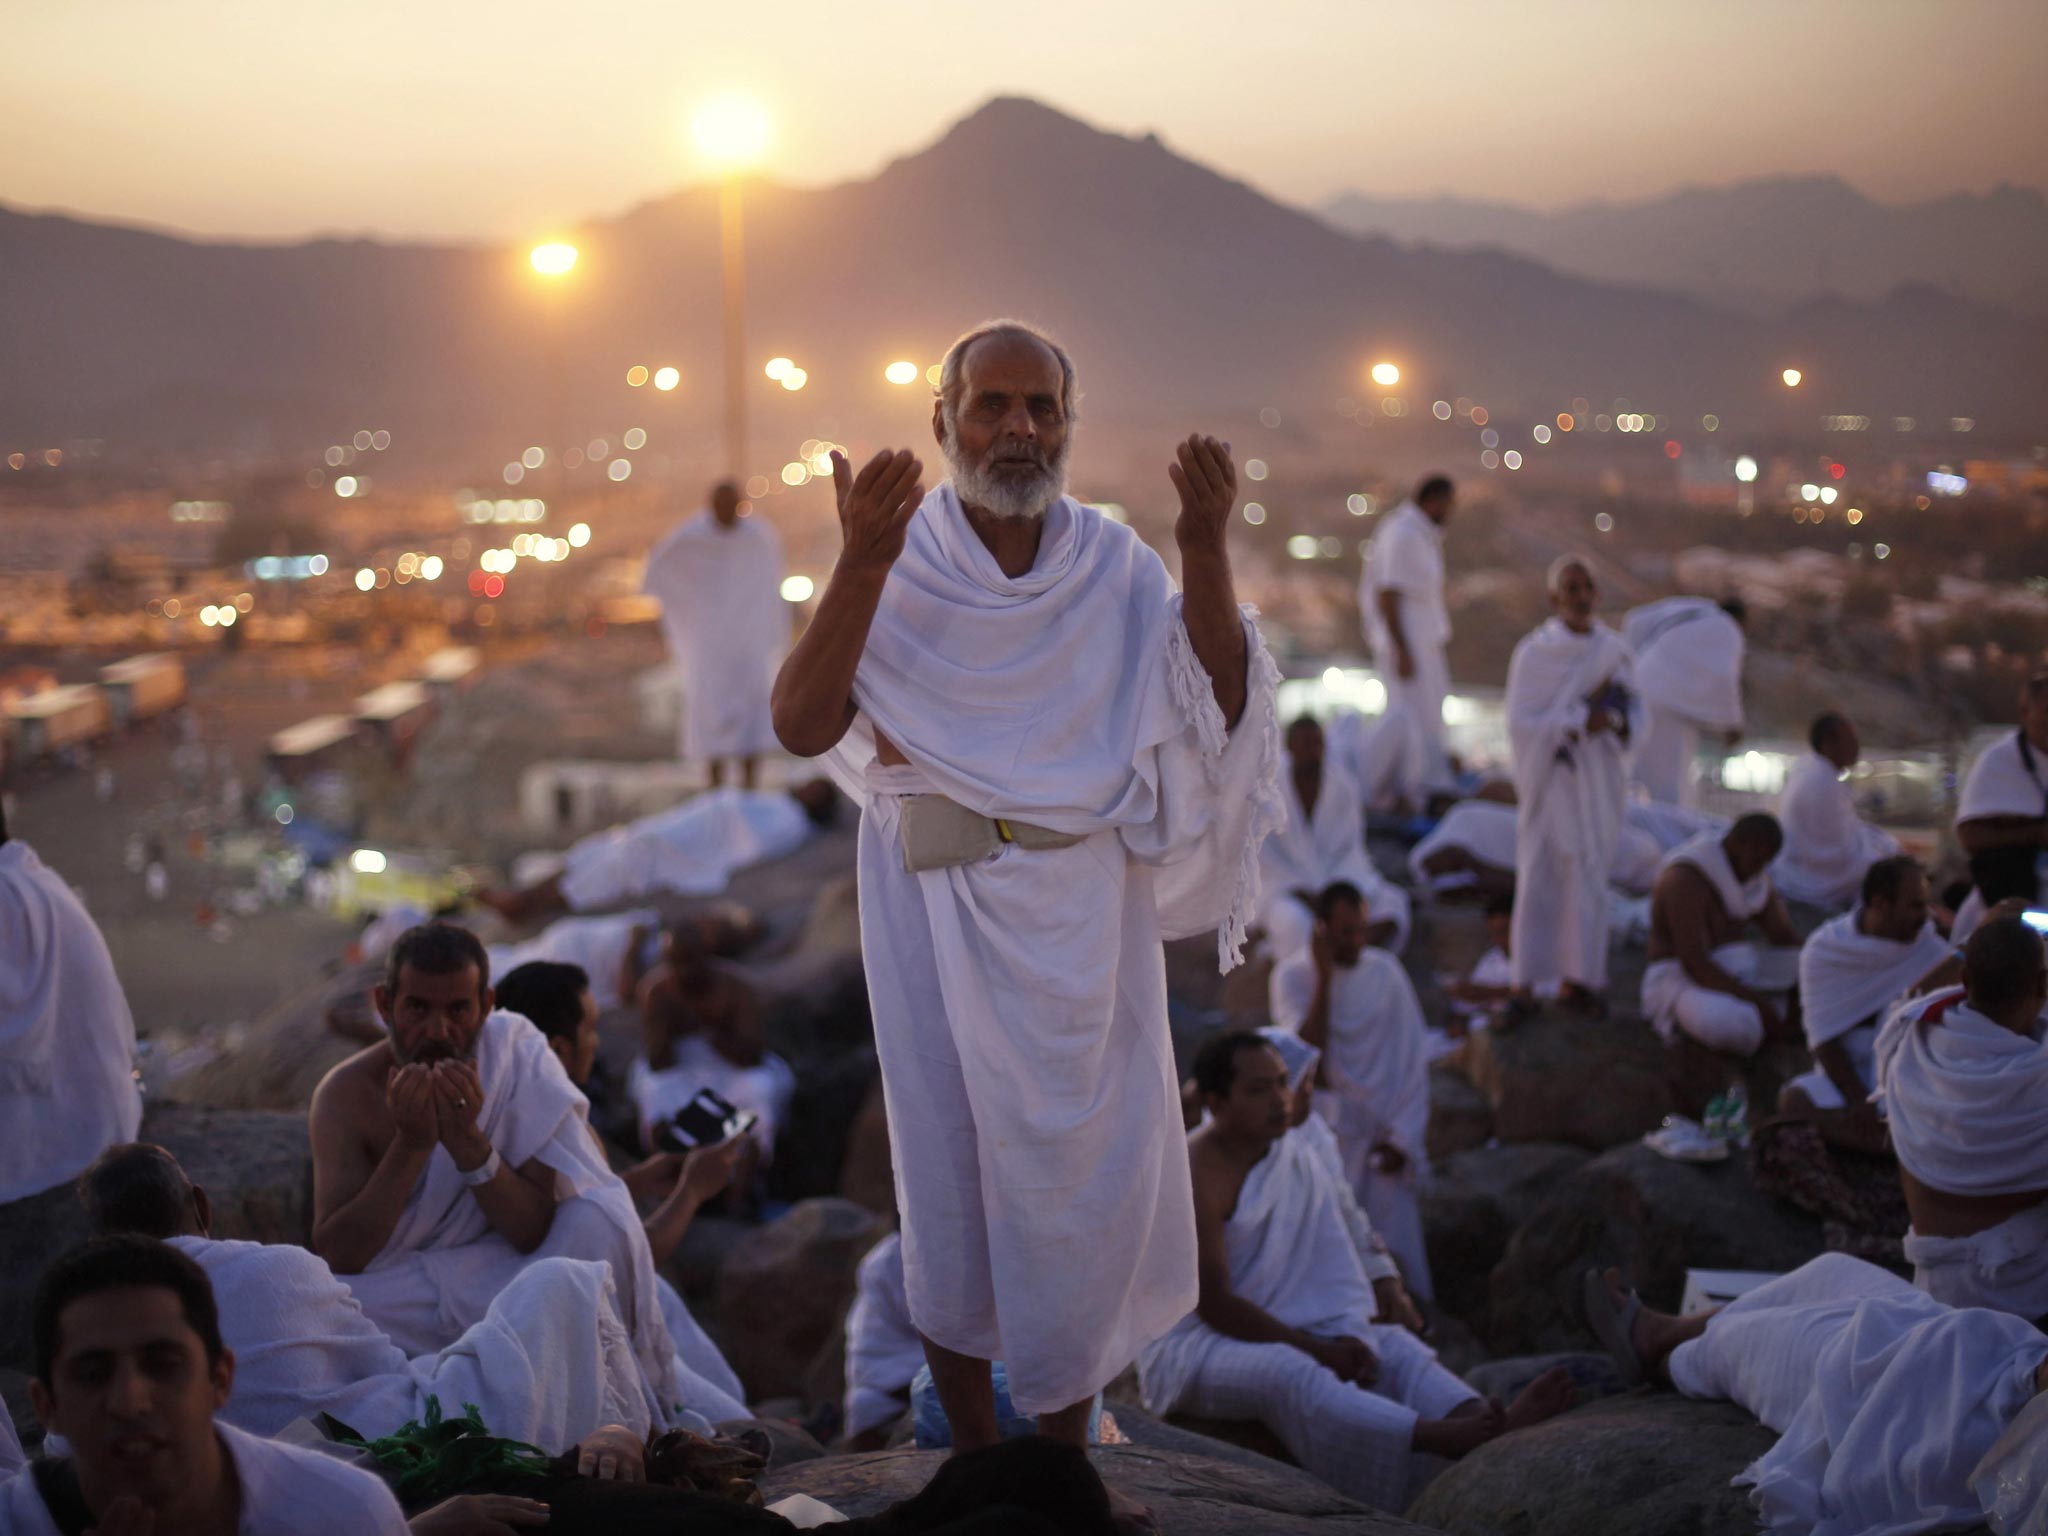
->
[[1409, 796, 1721, 895], [629, 1036, 795, 1165], [1, 1419, 409, 1535], [1269, 948, 1433, 1298], [171, 1235, 660, 1445], [836, 485, 1284, 1416], [843, 1231, 922, 1439], [1260, 756, 1410, 957], [643, 510, 786, 761], [0, 841, 141, 1204], [1958, 733, 2048, 827], [488, 910, 658, 1012], [1622, 597, 1746, 733], [1359, 501, 1453, 803], [1667, 1252, 2048, 1536], [1775, 751, 1904, 910], [1660, 828, 1774, 921], [559, 789, 812, 912], [1801, 911, 1952, 1052], [342, 1011, 690, 1425], [0, 1399, 22, 1482], [1504, 618, 1640, 990]]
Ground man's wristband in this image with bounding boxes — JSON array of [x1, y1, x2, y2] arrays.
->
[[460, 1147, 503, 1187]]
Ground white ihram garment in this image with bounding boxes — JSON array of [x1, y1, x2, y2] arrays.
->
[[1, 1419, 407, 1536], [643, 510, 786, 762], [558, 789, 812, 912], [341, 1011, 695, 1426], [1953, 732, 2048, 937], [1408, 795, 1722, 897], [1326, 708, 1408, 811], [1623, 597, 1745, 808], [488, 909, 659, 1012], [1505, 618, 1639, 991], [827, 486, 1283, 1416], [1876, 988, 2048, 1320], [167, 1236, 660, 1444], [1775, 751, 1903, 911], [1361, 501, 1452, 805], [1269, 948, 1434, 1300], [844, 1231, 922, 1439], [629, 1033, 796, 1166], [1668, 1252, 2048, 1536], [0, 841, 140, 1204], [1787, 910, 1950, 1110], [1259, 758, 1410, 960], [1640, 830, 1796, 1056], [1138, 1127, 1473, 1512]]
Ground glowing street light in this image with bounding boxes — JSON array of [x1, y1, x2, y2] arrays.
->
[[1734, 453, 1759, 516], [884, 360, 920, 386], [691, 94, 772, 171], [1781, 367, 1803, 388], [1734, 455, 1759, 482], [691, 93, 772, 480], [1369, 361, 1401, 388], [653, 367, 680, 392], [529, 242, 578, 278]]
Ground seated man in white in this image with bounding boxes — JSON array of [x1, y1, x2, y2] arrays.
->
[[1641, 814, 1803, 1061], [1139, 1033, 1573, 1513], [308, 923, 688, 1423], [1585, 1253, 2048, 1536], [843, 1229, 921, 1451], [0, 803, 141, 1206], [1259, 715, 1410, 960], [481, 778, 839, 924], [1952, 673, 2048, 942], [1324, 705, 1413, 816], [630, 937, 794, 1170], [1773, 712, 1903, 912], [1622, 593, 1746, 809], [1878, 913, 2048, 1321], [8, 1234, 412, 1535], [1269, 880, 1435, 1301], [1781, 856, 1955, 1154], [77, 1141, 674, 1444]]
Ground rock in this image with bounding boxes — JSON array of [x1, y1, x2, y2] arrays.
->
[[1425, 1067, 1493, 1162], [760, 1445, 1437, 1533], [1482, 1141, 1823, 1355], [1463, 1350, 1630, 1407], [0, 1101, 312, 1373], [1407, 1392, 1776, 1536], [1462, 1004, 1673, 1150], [710, 1198, 883, 1403], [766, 1044, 879, 1206], [1423, 1142, 1590, 1324], [171, 960, 380, 1112]]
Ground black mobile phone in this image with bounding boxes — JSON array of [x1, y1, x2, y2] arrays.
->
[[654, 1088, 755, 1153]]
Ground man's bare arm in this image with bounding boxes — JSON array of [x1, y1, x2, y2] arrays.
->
[[309, 1070, 435, 1275], [1190, 1154, 1318, 1350], [1660, 870, 1754, 995], [1957, 816, 2048, 857], [1756, 892, 1802, 948], [1170, 435, 1248, 727], [770, 449, 924, 757]]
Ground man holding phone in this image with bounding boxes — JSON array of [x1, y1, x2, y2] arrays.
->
[[771, 319, 1282, 1526]]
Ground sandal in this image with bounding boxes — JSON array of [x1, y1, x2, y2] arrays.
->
[[1579, 1267, 1646, 1388]]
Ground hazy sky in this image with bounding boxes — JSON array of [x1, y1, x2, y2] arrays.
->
[[6, 0, 2043, 242]]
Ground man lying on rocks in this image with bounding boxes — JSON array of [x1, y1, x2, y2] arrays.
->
[[1139, 1031, 1573, 1513], [9, 1235, 1128, 1536], [1878, 912, 2048, 1320], [1587, 1253, 2048, 1536], [308, 922, 716, 1429]]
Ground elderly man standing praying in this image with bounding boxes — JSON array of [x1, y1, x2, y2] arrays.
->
[[772, 319, 1281, 1515]]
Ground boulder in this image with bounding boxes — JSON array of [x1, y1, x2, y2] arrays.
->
[[0, 1101, 312, 1373], [1461, 1006, 1672, 1150], [1424, 1068, 1493, 1162], [1423, 1143, 1590, 1323], [1408, 1392, 1776, 1536], [710, 1197, 883, 1403], [1482, 1141, 1824, 1356], [170, 960, 380, 1112], [760, 1445, 1437, 1533]]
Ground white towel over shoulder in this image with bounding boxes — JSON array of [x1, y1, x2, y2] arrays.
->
[[1799, 910, 1950, 1052], [1876, 988, 2048, 1197]]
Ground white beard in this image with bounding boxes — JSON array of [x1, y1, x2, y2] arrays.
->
[[944, 433, 1069, 523]]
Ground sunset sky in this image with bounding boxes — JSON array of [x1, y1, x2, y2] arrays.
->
[[6, 0, 2044, 242]]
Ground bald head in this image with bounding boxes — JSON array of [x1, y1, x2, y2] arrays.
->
[[1963, 915, 2048, 1025], [78, 1143, 202, 1240]]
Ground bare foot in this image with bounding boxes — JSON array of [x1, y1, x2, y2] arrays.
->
[[1106, 1482, 1158, 1534], [1502, 1365, 1577, 1430], [1411, 1398, 1505, 1459]]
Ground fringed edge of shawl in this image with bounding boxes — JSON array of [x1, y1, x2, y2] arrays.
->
[[1165, 600, 1287, 973]]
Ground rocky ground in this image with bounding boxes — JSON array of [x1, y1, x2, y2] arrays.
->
[[0, 641, 1870, 1532]]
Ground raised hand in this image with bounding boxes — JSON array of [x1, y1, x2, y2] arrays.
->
[[386, 1064, 440, 1150], [1168, 434, 1236, 555], [832, 448, 925, 574], [430, 1060, 485, 1150]]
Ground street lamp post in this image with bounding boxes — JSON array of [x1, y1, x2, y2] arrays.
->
[[528, 242, 579, 512], [692, 95, 771, 483]]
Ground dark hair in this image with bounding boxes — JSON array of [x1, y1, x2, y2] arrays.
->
[[1315, 880, 1366, 923], [1964, 916, 2048, 1017], [1719, 597, 1749, 626], [1728, 812, 1784, 858], [1861, 854, 1922, 910], [34, 1236, 223, 1388], [1285, 714, 1321, 737], [1484, 891, 1515, 920], [1941, 878, 1975, 912], [1415, 475, 1453, 507], [1191, 1030, 1277, 1099], [494, 961, 591, 1042], [79, 1144, 194, 1240], [794, 779, 841, 828], [1809, 711, 1849, 753], [385, 921, 491, 1000]]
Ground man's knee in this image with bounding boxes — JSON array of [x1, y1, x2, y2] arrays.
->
[[1677, 994, 1764, 1056]]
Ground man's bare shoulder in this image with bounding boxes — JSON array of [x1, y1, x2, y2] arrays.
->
[[311, 1041, 394, 1120], [1650, 861, 1710, 909], [1187, 1130, 1246, 1217]]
